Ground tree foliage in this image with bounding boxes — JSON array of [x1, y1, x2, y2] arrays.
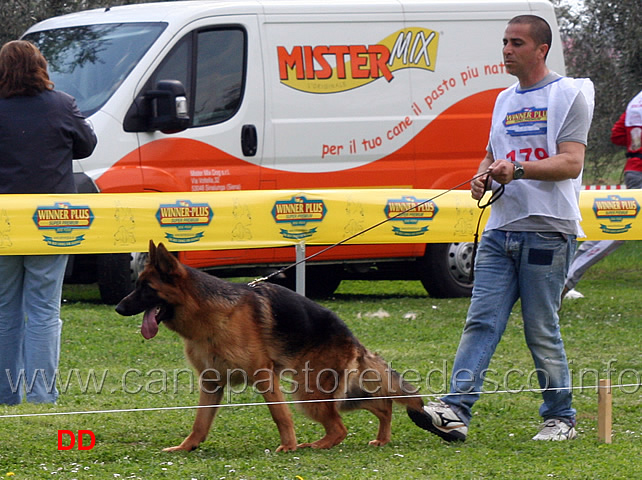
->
[[2, 0, 640, 182], [555, 0, 642, 182], [0, 1, 148, 45]]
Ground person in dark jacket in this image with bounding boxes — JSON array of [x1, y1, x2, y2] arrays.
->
[[0, 40, 97, 404]]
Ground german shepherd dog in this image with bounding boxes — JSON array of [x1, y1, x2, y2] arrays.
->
[[116, 241, 425, 452]]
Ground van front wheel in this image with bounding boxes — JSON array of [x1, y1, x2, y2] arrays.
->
[[418, 243, 474, 298]]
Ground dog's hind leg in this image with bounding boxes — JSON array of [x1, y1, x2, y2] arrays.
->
[[255, 369, 298, 452], [362, 398, 393, 446], [391, 389, 424, 414], [384, 368, 425, 416], [298, 401, 348, 449], [163, 388, 224, 452]]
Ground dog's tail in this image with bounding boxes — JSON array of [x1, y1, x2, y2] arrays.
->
[[341, 349, 424, 412]]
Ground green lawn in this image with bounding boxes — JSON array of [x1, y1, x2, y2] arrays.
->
[[1, 241, 640, 479]]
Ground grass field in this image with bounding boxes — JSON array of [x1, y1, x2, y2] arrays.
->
[[1, 241, 640, 479]]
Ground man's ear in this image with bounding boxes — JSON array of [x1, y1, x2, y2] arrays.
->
[[538, 42, 550, 60]]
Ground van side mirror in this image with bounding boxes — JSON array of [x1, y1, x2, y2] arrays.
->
[[123, 80, 190, 133], [147, 80, 190, 133]]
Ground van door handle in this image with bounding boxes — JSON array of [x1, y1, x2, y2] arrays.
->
[[241, 124, 258, 157]]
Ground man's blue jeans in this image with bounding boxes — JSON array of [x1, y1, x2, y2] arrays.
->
[[0, 254, 68, 404], [442, 230, 576, 425]]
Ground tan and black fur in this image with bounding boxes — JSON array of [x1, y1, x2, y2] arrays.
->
[[116, 240, 425, 452]]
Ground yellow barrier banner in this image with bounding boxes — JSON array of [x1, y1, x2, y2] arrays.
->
[[0, 188, 640, 255]]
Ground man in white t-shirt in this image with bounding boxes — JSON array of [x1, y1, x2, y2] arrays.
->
[[409, 15, 594, 442]]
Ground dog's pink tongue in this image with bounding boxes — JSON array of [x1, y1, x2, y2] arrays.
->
[[141, 308, 159, 339]]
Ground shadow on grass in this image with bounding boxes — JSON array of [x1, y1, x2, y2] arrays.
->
[[329, 291, 428, 301], [332, 280, 430, 301], [63, 279, 433, 305], [62, 283, 109, 304]]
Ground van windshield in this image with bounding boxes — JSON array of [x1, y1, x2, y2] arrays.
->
[[24, 23, 166, 116]]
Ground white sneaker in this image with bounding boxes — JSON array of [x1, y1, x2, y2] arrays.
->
[[564, 289, 584, 300], [532, 419, 577, 441], [407, 400, 468, 442]]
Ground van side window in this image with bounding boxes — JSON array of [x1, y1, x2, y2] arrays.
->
[[148, 27, 246, 128], [152, 35, 192, 102], [193, 28, 246, 126]]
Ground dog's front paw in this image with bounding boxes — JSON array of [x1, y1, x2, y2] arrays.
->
[[368, 438, 390, 447], [275, 443, 297, 453], [162, 443, 198, 453]]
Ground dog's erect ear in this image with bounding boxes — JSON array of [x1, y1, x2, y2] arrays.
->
[[148, 240, 157, 263], [154, 242, 182, 278]]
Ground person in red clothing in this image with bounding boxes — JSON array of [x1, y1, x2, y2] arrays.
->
[[562, 89, 642, 301], [611, 90, 642, 187]]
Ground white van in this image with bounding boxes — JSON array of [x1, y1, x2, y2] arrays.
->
[[23, 0, 565, 303]]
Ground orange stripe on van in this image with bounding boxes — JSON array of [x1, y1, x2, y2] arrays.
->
[[95, 89, 501, 268], [96, 138, 260, 193], [97, 88, 501, 194]]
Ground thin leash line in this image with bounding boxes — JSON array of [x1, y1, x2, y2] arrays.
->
[[468, 176, 505, 282], [1, 382, 637, 420], [248, 169, 492, 286]]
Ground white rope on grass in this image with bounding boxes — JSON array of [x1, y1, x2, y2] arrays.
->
[[1, 382, 639, 420]]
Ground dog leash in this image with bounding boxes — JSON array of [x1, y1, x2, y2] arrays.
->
[[468, 177, 504, 282], [248, 169, 497, 287]]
